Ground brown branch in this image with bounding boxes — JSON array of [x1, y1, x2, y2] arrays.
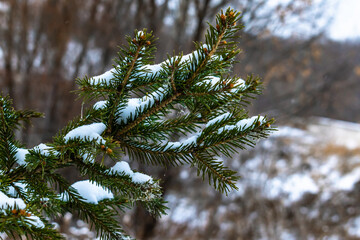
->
[[120, 46, 142, 95], [169, 66, 177, 92]]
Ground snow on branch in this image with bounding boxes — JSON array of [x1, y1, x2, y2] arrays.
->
[[206, 112, 232, 127], [0, 191, 45, 228], [160, 115, 266, 152], [64, 122, 106, 144], [0, 191, 26, 209], [218, 116, 266, 133], [116, 87, 168, 124], [15, 143, 59, 166], [109, 161, 153, 184], [88, 44, 212, 87], [60, 162, 153, 204], [66, 180, 114, 204], [93, 100, 108, 110], [163, 132, 201, 152]]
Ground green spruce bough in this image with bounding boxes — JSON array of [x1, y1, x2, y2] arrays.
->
[[0, 9, 274, 239]]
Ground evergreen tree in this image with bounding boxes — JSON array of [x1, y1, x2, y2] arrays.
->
[[0, 9, 274, 239]]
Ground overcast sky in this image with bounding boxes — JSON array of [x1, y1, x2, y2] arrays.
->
[[327, 0, 360, 40], [266, 0, 360, 41]]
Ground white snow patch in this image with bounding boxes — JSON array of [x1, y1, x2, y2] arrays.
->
[[0, 191, 26, 209], [88, 44, 211, 88], [110, 161, 134, 176], [218, 116, 265, 133], [15, 143, 58, 166], [206, 112, 231, 127], [317, 117, 360, 132], [70, 180, 113, 204], [15, 148, 29, 166], [90, 63, 163, 87], [266, 173, 319, 204], [109, 161, 153, 184], [7, 182, 27, 196], [164, 132, 201, 151], [27, 215, 45, 228], [132, 172, 153, 184], [140, 64, 163, 76], [93, 100, 108, 110], [52, 222, 60, 230], [235, 78, 245, 86], [230, 78, 247, 93], [89, 69, 115, 85], [235, 116, 265, 129], [334, 168, 360, 191], [195, 76, 222, 89], [33, 143, 58, 156], [318, 156, 338, 176], [308, 117, 360, 150], [116, 87, 167, 124], [347, 216, 360, 237], [64, 123, 106, 144], [194, 76, 246, 93]]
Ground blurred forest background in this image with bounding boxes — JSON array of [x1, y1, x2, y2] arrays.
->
[[1, 0, 360, 239]]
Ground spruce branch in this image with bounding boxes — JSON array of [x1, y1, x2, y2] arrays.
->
[[0, 8, 275, 239], [192, 151, 238, 193]]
